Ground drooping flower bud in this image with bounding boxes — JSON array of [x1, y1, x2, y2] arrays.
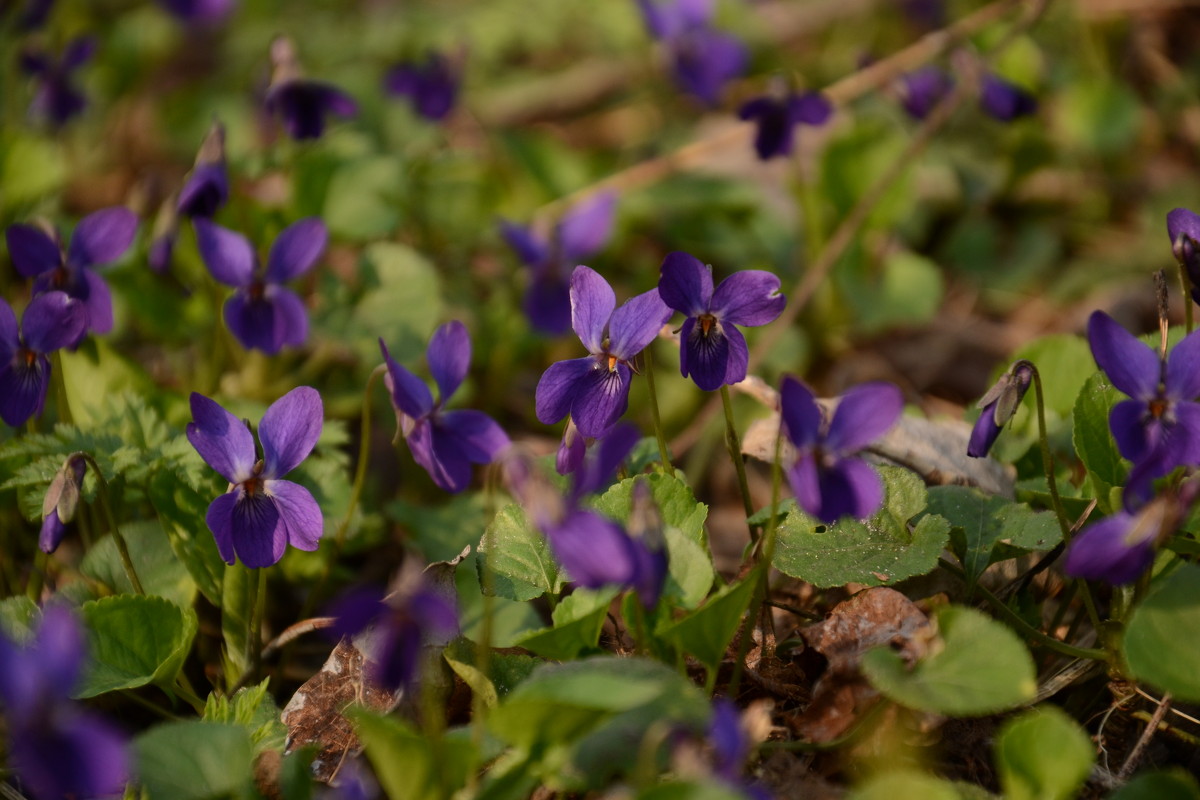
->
[[967, 360, 1034, 458], [40, 453, 87, 553]]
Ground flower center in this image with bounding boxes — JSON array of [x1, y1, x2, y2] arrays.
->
[[242, 459, 266, 497], [1148, 398, 1168, 419], [21, 347, 37, 367], [248, 280, 266, 301], [51, 267, 68, 289], [698, 313, 717, 337]]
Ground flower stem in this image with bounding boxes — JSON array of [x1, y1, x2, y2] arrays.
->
[[641, 344, 673, 472], [51, 351, 72, 425], [81, 454, 144, 595], [1026, 364, 1071, 541], [1179, 264, 1194, 335], [720, 385, 757, 542], [247, 567, 266, 683]]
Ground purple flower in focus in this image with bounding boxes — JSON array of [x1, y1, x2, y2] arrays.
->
[[0, 606, 129, 800], [967, 360, 1033, 458], [0, 292, 86, 427], [898, 66, 954, 120], [535, 266, 672, 439], [384, 52, 459, 122], [156, 0, 236, 23], [1168, 207, 1200, 301], [39, 453, 87, 554], [659, 252, 785, 390], [6, 207, 138, 344], [499, 192, 617, 335], [266, 37, 357, 141], [187, 387, 325, 568], [979, 73, 1037, 121], [381, 322, 510, 493], [780, 377, 903, 524], [20, 37, 94, 127], [738, 90, 832, 160], [194, 217, 326, 354], [1088, 310, 1200, 503]]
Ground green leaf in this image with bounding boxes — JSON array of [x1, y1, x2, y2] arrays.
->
[[925, 486, 1061, 582], [203, 679, 287, 752], [514, 587, 618, 660], [0, 596, 39, 642], [351, 710, 476, 800], [1012, 334, 1094, 418], [149, 471, 226, 605], [1112, 770, 1200, 800], [388, 492, 494, 563], [849, 250, 945, 335], [774, 466, 950, 587], [637, 783, 748, 800], [134, 721, 254, 800], [221, 563, 253, 684], [994, 706, 1094, 800], [81, 520, 197, 609], [1073, 371, 1127, 514], [323, 155, 403, 240], [478, 503, 563, 602], [443, 638, 541, 709], [656, 574, 757, 674], [848, 770, 963, 800], [862, 605, 1036, 715], [77, 594, 199, 698], [1123, 564, 1200, 701], [2, 134, 67, 206]]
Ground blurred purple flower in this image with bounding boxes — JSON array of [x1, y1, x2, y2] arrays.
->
[[194, 217, 326, 354], [669, 27, 747, 106], [535, 266, 671, 439], [187, 387, 324, 568], [979, 73, 1037, 121], [659, 251, 785, 390], [381, 321, 510, 493], [738, 90, 832, 160], [266, 37, 357, 140], [780, 377, 903, 523], [967, 360, 1033, 458], [0, 606, 129, 800], [156, 0, 235, 23], [13, 0, 54, 31], [384, 52, 459, 122], [637, 0, 713, 39], [900, 0, 945, 29], [1168, 207, 1200, 301], [499, 191, 617, 335], [40, 453, 87, 553], [0, 292, 86, 427], [699, 698, 770, 800], [20, 37, 94, 127], [1088, 310, 1200, 504], [897, 66, 954, 120], [178, 120, 229, 219], [6, 207, 138, 344]]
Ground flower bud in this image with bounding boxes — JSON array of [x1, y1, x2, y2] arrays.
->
[[40, 453, 87, 553], [967, 361, 1033, 458]]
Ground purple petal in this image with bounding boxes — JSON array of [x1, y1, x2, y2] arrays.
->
[[62, 37, 97, 69], [607, 288, 671, 361], [268, 81, 357, 140], [267, 285, 309, 349], [21, 291, 87, 353], [1063, 513, 1155, 585], [1109, 398, 1153, 464], [499, 220, 548, 266], [408, 419, 471, 492], [787, 454, 822, 520], [148, 232, 176, 274], [438, 409, 510, 464], [0, 299, 16, 354], [720, 322, 749, 387], [671, 28, 746, 106], [711, 270, 785, 327], [230, 492, 288, 568], [40, 509, 67, 553], [266, 218, 327, 283], [570, 265, 616, 354], [658, 251, 713, 316], [259, 386, 323, 478], [558, 192, 617, 260], [370, 619, 422, 691], [79, 268, 113, 335], [535, 356, 593, 426], [830, 457, 887, 520], [194, 219, 255, 287], [680, 317, 733, 391], [224, 292, 282, 354], [980, 73, 1037, 121], [328, 586, 386, 639], [205, 492, 239, 564], [270, 479, 323, 551], [524, 275, 573, 335], [36, 605, 87, 694], [1167, 328, 1200, 401], [710, 698, 747, 779], [746, 99, 795, 159], [6, 224, 60, 277], [780, 376, 822, 449], [428, 321, 470, 403], [9, 711, 129, 800], [545, 509, 640, 590], [791, 92, 833, 126], [0, 356, 51, 427], [556, 420, 587, 476], [575, 422, 640, 497], [67, 207, 137, 268], [825, 382, 903, 454], [1088, 311, 1159, 400], [1167, 208, 1200, 255], [157, 0, 237, 23], [177, 163, 229, 219], [187, 392, 255, 484], [381, 339, 434, 419], [900, 67, 953, 120], [967, 400, 1003, 458], [571, 362, 633, 439]]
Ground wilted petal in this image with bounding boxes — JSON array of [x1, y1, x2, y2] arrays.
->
[[266, 218, 327, 282], [558, 192, 617, 260], [67, 207, 137, 268], [535, 356, 593, 425], [428, 321, 471, 402], [204, 491, 239, 564], [711, 270, 785, 327], [571, 363, 632, 439], [229, 492, 287, 568], [607, 288, 671, 361], [1063, 513, 1154, 585], [439, 409, 510, 464], [21, 291, 87, 353], [187, 392, 255, 483], [270, 479, 323, 551], [570, 266, 616, 354], [195, 219, 255, 287], [779, 376, 822, 449], [825, 382, 903, 454], [224, 292, 281, 353], [499, 220, 548, 267], [259, 386, 323, 478], [380, 339, 434, 419], [658, 251, 712, 316], [6, 224, 60, 277], [1088, 311, 1159, 400]]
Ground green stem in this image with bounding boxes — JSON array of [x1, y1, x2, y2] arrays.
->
[[81, 455, 144, 595], [51, 351, 72, 425], [641, 345, 673, 472], [172, 674, 206, 713], [26, 550, 47, 603], [1026, 364, 1071, 540], [1180, 263, 1194, 335], [720, 385, 757, 542], [247, 567, 266, 684]]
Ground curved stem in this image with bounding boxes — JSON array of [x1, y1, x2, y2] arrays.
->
[[720, 385, 757, 541], [1026, 365, 1071, 541], [641, 345, 673, 472], [81, 454, 144, 595]]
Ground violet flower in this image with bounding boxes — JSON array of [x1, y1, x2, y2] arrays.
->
[[636, 0, 745, 105], [20, 37, 94, 128], [658, 251, 786, 390], [0, 606, 129, 800], [499, 191, 617, 335], [6, 207, 138, 344], [381, 321, 510, 493], [0, 292, 87, 427], [187, 387, 324, 568], [194, 217, 326, 354], [265, 37, 357, 141], [967, 360, 1033, 458], [1088, 310, 1200, 503], [556, 418, 587, 476], [897, 66, 954, 120], [1167, 207, 1200, 302], [384, 52, 459, 122], [979, 73, 1037, 122], [637, 0, 713, 39], [40, 453, 87, 553], [178, 120, 229, 219], [535, 266, 672, 439], [780, 376, 903, 523], [156, 0, 236, 23], [738, 90, 832, 160]]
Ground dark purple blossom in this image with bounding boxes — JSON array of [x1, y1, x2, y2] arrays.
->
[[40, 453, 87, 553], [6, 207, 138, 344], [0, 606, 129, 800], [381, 322, 510, 493], [1088, 310, 1200, 503], [195, 217, 325, 354], [0, 292, 86, 427], [738, 90, 832, 160], [659, 252, 785, 390], [187, 387, 324, 568], [12, 0, 54, 31], [897, 66, 954, 120], [266, 37, 357, 141], [499, 191, 617, 335], [780, 377, 903, 524], [696, 698, 770, 800], [1168, 207, 1200, 301], [156, 0, 236, 23], [384, 53, 459, 122], [535, 266, 672, 439], [967, 360, 1033, 458], [20, 37, 94, 127], [668, 27, 747, 106], [900, 0, 945, 29], [979, 73, 1037, 121], [178, 120, 229, 219]]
